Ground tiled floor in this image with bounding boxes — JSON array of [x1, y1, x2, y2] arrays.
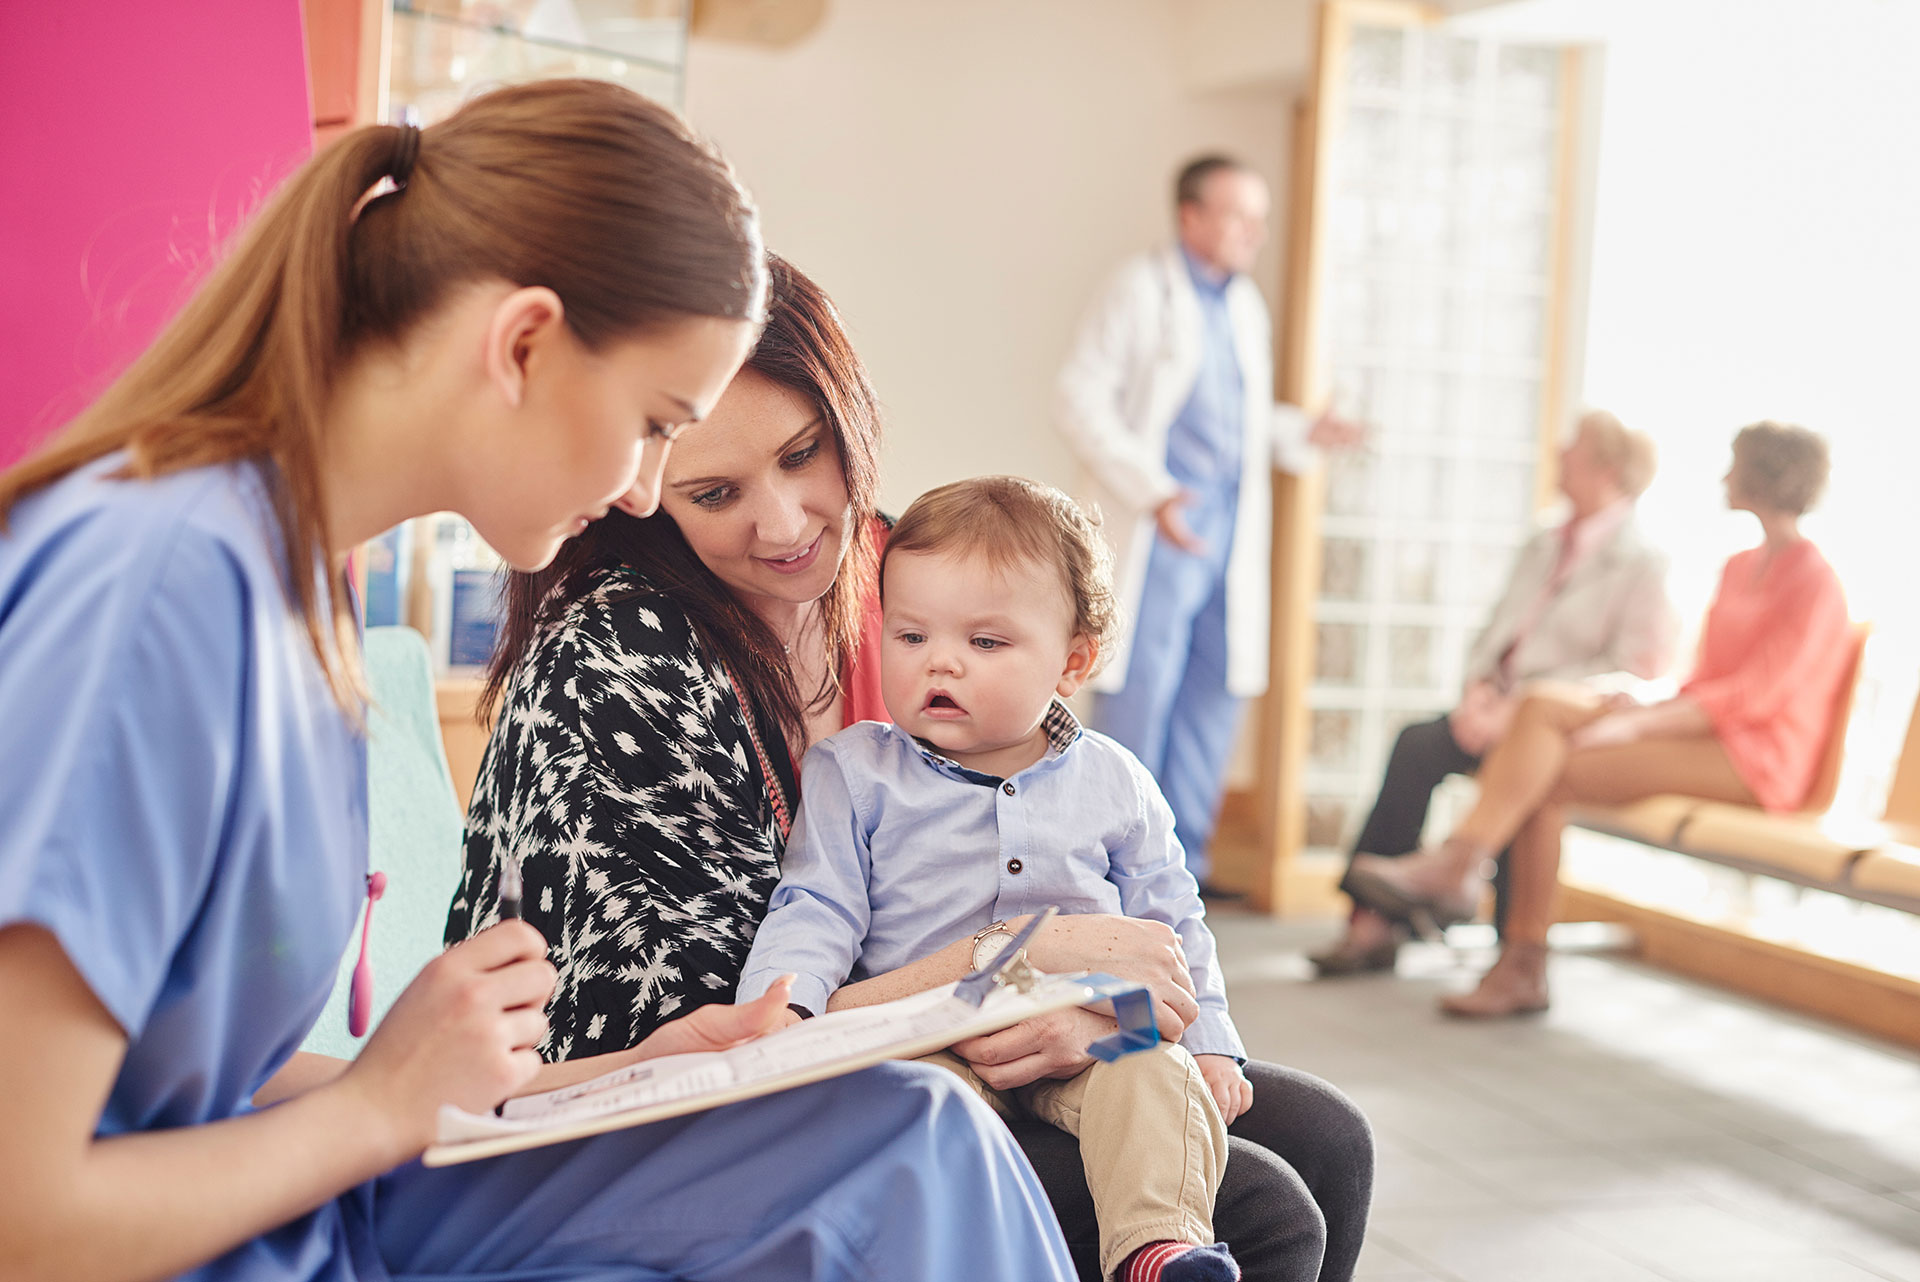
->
[[1209, 910, 1920, 1282]]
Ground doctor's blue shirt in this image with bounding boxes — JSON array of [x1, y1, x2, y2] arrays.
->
[[739, 705, 1244, 1060], [1162, 246, 1247, 490]]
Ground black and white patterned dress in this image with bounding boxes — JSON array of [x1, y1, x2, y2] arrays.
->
[[445, 564, 795, 1061]]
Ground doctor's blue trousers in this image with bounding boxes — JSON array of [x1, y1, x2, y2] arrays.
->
[[1100, 480, 1246, 882]]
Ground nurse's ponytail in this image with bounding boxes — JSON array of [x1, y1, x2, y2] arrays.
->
[[0, 80, 765, 713]]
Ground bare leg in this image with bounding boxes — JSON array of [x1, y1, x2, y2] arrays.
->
[[1440, 736, 1754, 1016], [1348, 692, 1754, 941], [1342, 688, 1605, 929], [1438, 806, 1561, 1017], [1498, 802, 1566, 948], [1450, 688, 1607, 856]]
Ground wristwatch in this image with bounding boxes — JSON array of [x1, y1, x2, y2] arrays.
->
[[970, 919, 1016, 972]]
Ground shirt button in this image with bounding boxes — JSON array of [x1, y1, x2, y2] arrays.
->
[[1007, 858, 1024, 874], [1002, 782, 1016, 795]]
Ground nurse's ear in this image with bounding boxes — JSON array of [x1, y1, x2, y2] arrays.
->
[[482, 286, 568, 410]]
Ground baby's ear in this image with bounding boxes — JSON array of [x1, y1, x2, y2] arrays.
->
[[1056, 633, 1098, 697]]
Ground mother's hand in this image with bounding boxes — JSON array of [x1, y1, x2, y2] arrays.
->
[[950, 1006, 1118, 1091], [1024, 914, 1199, 1041], [636, 976, 796, 1061]]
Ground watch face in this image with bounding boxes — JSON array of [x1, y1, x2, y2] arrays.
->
[[972, 931, 1014, 972]]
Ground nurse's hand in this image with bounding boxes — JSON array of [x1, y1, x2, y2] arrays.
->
[[1022, 914, 1199, 1042], [952, 1007, 1114, 1090], [346, 921, 554, 1153]]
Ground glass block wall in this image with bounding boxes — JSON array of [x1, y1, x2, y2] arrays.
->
[[1304, 25, 1567, 852]]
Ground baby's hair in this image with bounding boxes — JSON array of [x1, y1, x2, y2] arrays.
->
[[883, 476, 1118, 671]]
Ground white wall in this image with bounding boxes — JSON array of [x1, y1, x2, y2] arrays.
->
[[685, 0, 1302, 514], [1575, 0, 1920, 641], [1460, 0, 1920, 808]]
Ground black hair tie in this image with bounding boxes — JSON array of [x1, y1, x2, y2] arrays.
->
[[391, 123, 422, 186]]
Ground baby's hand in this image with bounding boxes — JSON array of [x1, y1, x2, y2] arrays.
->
[[1195, 1053, 1252, 1125]]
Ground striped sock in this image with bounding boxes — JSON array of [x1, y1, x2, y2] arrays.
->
[[1120, 1240, 1240, 1282]]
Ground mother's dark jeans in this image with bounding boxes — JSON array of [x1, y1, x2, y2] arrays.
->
[[1012, 1060, 1373, 1282]]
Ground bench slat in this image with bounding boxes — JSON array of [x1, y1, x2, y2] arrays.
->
[[1675, 804, 1879, 883], [1850, 844, 1920, 908]]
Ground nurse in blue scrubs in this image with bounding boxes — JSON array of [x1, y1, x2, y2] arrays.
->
[[0, 79, 1073, 1282]]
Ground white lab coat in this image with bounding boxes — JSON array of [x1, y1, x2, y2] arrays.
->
[[1056, 245, 1311, 697]]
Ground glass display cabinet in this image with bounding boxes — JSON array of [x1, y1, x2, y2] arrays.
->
[[364, 0, 692, 702], [389, 0, 689, 124]]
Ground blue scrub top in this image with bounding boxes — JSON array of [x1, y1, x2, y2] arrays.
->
[[0, 453, 373, 1281]]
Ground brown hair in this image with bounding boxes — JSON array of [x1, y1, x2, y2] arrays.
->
[[485, 255, 881, 745], [1175, 154, 1251, 207], [0, 79, 766, 712], [1577, 409, 1658, 498], [1732, 420, 1830, 515], [882, 476, 1118, 672]]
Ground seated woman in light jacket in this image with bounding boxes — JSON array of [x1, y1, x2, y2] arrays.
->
[[1311, 411, 1679, 976], [1344, 422, 1850, 1016]]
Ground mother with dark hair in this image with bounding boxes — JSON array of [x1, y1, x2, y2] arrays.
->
[[447, 256, 1374, 1282]]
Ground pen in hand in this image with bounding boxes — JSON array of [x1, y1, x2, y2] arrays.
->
[[498, 853, 524, 922]]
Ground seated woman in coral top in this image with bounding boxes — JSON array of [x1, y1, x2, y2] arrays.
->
[[1345, 422, 1850, 1017]]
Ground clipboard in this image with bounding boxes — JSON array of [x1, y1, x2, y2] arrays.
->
[[424, 907, 1159, 1167]]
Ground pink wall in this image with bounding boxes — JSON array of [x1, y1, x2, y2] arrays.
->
[[0, 2, 315, 466]]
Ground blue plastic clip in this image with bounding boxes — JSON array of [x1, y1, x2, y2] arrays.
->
[[1083, 976, 1161, 1062]]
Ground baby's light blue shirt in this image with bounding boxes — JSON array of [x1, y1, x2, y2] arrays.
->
[[739, 704, 1245, 1059]]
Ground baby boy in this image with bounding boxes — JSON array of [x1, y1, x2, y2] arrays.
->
[[740, 476, 1248, 1282]]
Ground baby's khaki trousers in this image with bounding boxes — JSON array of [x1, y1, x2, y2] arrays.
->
[[917, 1043, 1229, 1278]]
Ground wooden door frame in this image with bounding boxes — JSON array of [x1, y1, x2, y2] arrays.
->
[[1220, 0, 1584, 914]]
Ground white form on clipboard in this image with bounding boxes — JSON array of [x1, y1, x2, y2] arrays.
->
[[426, 910, 1160, 1166]]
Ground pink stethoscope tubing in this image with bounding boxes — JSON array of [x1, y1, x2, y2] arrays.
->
[[347, 871, 387, 1038]]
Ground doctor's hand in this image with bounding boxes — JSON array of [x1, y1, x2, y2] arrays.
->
[[1307, 409, 1367, 452], [1155, 490, 1209, 555]]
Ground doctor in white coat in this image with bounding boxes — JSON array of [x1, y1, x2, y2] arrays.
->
[[1056, 155, 1358, 885]]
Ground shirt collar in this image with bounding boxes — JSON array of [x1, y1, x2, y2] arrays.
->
[[1562, 497, 1633, 563], [1179, 244, 1234, 298], [1040, 700, 1083, 756], [907, 701, 1084, 786]]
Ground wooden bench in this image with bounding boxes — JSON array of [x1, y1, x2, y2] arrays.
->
[[1558, 624, 1920, 1048], [1567, 624, 1920, 912]]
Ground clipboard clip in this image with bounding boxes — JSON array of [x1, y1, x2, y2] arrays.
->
[[954, 906, 1058, 1007], [950, 906, 1161, 1062], [1080, 978, 1160, 1062]]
